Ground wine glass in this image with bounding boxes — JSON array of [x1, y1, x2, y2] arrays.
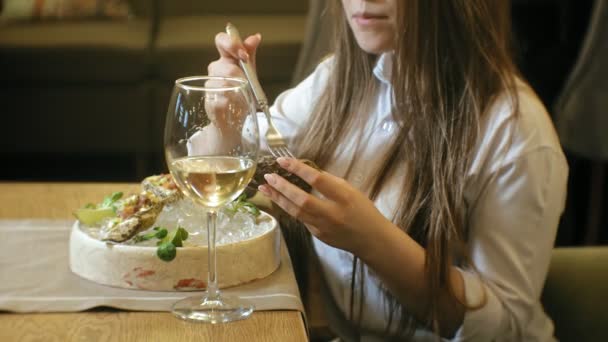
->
[[164, 76, 259, 323]]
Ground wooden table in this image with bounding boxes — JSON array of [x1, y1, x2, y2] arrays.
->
[[0, 183, 308, 342]]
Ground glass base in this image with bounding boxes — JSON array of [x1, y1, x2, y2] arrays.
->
[[171, 294, 254, 323]]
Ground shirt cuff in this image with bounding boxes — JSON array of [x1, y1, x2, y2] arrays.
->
[[449, 269, 509, 341]]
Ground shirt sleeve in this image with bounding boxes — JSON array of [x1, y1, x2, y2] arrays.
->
[[450, 147, 568, 341], [255, 56, 333, 151]]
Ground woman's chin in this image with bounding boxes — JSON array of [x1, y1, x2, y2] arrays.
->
[[353, 34, 393, 55]]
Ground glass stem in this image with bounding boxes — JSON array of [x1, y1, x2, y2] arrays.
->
[[206, 210, 219, 301]]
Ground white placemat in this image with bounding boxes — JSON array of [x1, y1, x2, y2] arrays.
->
[[0, 219, 304, 314]]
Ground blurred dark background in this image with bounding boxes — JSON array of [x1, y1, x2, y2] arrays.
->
[[0, 0, 605, 246]]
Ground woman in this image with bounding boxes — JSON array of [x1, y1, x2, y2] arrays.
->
[[207, 0, 568, 340]]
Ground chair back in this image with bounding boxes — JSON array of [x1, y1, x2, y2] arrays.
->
[[542, 247, 608, 341]]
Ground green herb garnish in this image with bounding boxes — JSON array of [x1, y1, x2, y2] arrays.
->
[[133, 227, 168, 243], [73, 191, 124, 225], [100, 191, 123, 211], [157, 242, 177, 262], [225, 194, 261, 217], [132, 226, 188, 262], [156, 227, 189, 262]]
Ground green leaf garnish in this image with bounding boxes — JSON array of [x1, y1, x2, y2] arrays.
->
[[157, 242, 176, 261], [154, 227, 189, 262], [100, 191, 123, 209], [225, 194, 261, 217], [74, 192, 124, 225], [133, 227, 168, 243]]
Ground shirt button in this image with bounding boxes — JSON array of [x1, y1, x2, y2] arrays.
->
[[380, 119, 395, 133]]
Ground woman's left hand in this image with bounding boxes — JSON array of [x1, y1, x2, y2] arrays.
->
[[257, 157, 391, 254]]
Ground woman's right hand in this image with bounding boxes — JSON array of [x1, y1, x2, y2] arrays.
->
[[207, 31, 262, 79], [204, 31, 262, 131]]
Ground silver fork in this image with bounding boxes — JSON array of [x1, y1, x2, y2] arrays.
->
[[225, 23, 296, 159]]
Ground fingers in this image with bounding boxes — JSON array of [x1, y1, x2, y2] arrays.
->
[[202, 71, 249, 127], [204, 29, 261, 130], [203, 90, 247, 128], [207, 58, 245, 78], [214, 32, 262, 63], [209, 32, 262, 80], [242, 33, 262, 65], [205, 59, 246, 120], [260, 184, 324, 238], [258, 183, 323, 227], [263, 173, 330, 213], [276, 158, 349, 203], [215, 32, 243, 61]]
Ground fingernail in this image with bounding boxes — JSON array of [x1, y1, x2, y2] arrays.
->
[[276, 157, 290, 168], [238, 49, 249, 61], [258, 185, 270, 196], [264, 173, 276, 185], [256, 33, 262, 40]]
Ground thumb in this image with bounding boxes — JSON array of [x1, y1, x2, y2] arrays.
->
[[243, 33, 262, 65]]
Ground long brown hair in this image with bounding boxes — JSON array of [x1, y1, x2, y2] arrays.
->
[[295, 0, 520, 338]]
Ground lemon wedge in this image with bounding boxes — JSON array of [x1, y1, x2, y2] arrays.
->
[[74, 207, 116, 225]]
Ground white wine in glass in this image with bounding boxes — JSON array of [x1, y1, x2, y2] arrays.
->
[[164, 76, 259, 323], [171, 156, 255, 208]]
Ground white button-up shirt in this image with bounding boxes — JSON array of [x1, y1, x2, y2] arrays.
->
[[260, 53, 568, 341]]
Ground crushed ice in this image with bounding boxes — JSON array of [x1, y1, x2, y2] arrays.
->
[[136, 198, 273, 247]]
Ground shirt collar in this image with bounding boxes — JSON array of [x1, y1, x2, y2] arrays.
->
[[372, 52, 393, 85]]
